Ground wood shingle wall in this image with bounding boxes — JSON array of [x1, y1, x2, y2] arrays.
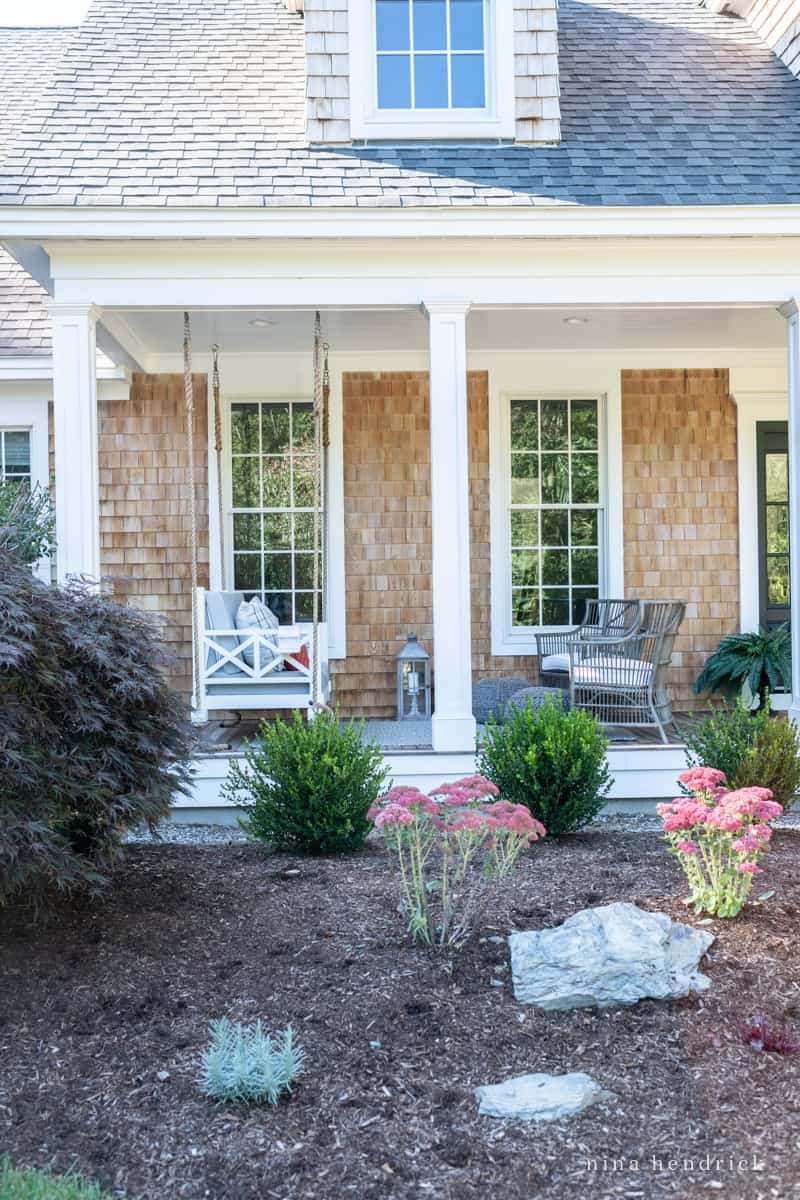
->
[[621, 368, 739, 709], [98, 373, 209, 696]]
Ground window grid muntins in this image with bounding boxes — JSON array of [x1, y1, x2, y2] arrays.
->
[[509, 398, 602, 630], [0, 429, 32, 485], [230, 401, 322, 626], [376, 0, 486, 111]]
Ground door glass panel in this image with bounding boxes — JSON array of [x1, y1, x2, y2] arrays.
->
[[765, 453, 788, 502]]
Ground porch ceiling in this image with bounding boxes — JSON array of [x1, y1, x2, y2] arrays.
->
[[108, 304, 785, 359]]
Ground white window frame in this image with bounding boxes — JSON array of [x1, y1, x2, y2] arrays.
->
[[490, 389, 610, 655], [348, 0, 515, 141]]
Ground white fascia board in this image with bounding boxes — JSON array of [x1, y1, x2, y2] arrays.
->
[[0, 356, 128, 383], [4, 204, 800, 241]]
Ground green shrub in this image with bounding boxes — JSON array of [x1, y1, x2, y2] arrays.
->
[[694, 626, 791, 709], [199, 1019, 304, 1105], [686, 699, 800, 812], [0, 1159, 110, 1200], [477, 698, 611, 836], [0, 481, 55, 567], [226, 710, 389, 854], [0, 555, 192, 906]]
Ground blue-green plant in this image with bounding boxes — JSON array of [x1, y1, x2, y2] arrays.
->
[[199, 1019, 304, 1106]]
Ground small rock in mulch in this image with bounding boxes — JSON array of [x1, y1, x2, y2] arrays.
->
[[510, 900, 713, 1010], [475, 1072, 613, 1122]]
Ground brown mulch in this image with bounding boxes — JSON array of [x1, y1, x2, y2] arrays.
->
[[2, 831, 800, 1200]]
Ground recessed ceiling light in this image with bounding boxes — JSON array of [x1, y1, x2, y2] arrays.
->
[[563, 316, 589, 326], [249, 318, 276, 328]]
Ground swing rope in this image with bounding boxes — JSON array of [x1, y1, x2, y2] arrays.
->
[[183, 312, 201, 714], [211, 342, 225, 585]]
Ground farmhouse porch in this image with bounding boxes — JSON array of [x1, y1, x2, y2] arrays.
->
[[39, 232, 800, 809]]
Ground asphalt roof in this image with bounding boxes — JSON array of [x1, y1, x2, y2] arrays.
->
[[1, 0, 800, 209]]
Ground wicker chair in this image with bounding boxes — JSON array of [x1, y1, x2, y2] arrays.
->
[[568, 600, 686, 743], [535, 599, 642, 689]]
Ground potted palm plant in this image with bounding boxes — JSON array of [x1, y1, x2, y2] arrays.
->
[[694, 625, 791, 711]]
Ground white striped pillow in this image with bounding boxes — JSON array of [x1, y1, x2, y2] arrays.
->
[[235, 597, 280, 668]]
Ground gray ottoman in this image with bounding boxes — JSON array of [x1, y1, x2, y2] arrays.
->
[[472, 676, 531, 725], [504, 686, 571, 721]]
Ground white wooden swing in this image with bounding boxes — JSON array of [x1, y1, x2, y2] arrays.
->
[[184, 312, 331, 722]]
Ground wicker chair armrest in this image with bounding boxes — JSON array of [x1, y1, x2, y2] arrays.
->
[[535, 627, 582, 658]]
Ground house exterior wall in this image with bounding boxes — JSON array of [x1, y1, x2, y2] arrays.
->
[[621, 368, 739, 709], [745, 0, 800, 79], [305, 0, 560, 144], [97, 373, 209, 696]]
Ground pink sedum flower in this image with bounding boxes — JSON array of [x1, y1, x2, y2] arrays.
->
[[736, 861, 761, 875], [676, 839, 699, 855], [679, 766, 727, 790], [732, 835, 763, 854], [374, 804, 415, 829]]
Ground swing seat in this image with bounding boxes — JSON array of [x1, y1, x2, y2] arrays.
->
[[195, 588, 330, 715]]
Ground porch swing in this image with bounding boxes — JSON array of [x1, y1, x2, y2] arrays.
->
[[187, 312, 331, 721]]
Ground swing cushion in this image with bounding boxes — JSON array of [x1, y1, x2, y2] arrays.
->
[[235, 596, 281, 668], [205, 591, 244, 676]]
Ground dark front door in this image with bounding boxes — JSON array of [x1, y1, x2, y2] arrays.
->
[[757, 421, 790, 629]]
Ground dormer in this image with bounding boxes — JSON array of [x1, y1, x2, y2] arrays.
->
[[299, 0, 561, 145]]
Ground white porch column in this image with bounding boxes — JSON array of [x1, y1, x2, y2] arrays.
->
[[50, 301, 101, 584], [782, 299, 800, 724], [424, 299, 477, 753]]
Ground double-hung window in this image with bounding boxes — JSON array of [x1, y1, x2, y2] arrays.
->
[[508, 396, 604, 631], [230, 400, 322, 626], [0, 428, 32, 487], [348, 0, 514, 139]]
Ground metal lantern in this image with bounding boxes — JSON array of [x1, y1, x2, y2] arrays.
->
[[396, 633, 432, 720]]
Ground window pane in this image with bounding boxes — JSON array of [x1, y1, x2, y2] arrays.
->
[[510, 400, 538, 452], [767, 556, 790, 606], [571, 510, 598, 546], [293, 456, 316, 507], [378, 54, 411, 107], [233, 513, 261, 552], [295, 553, 322, 591], [414, 53, 448, 106], [541, 455, 569, 504], [451, 0, 484, 50], [572, 588, 598, 625], [542, 590, 570, 626], [292, 403, 314, 452], [510, 510, 538, 547], [766, 453, 788, 502], [262, 458, 292, 508], [541, 509, 568, 547], [294, 512, 315, 551], [571, 400, 598, 450], [572, 548, 599, 587], [377, 0, 410, 50], [572, 454, 599, 504], [766, 505, 789, 555], [541, 400, 568, 450], [231, 404, 259, 454], [511, 454, 539, 505], [511, 549, 539, 588], [451, 53, 484, 107], [294, 593, 318, 623], [263, 512, 292, 550], [267, 593, 295, 624], [232, 457, 260, 508], [512, 589, 539, 627], [3, 431, 30, 472], [234, 554, 261, 593], [264, 553, 292, 591], [542, 548, 569, 586], [413, 0, 446, 49], [261, 403, 291, 454]]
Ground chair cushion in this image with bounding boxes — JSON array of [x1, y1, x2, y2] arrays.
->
[[541, 653, 570, 673], [205, 591, 243, 676], [235, 597, 280, 668], [573, 658, 653, 687]]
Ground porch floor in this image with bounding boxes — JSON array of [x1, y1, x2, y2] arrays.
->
[[195, 715, 693, 756]]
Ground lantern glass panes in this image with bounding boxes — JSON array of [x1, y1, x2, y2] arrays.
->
[[396, 633, 431, 719]]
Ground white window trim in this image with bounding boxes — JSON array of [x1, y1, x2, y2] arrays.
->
[[489, 389, 612, 656], [348, 0, 515, 141], [217, 390, 346, 660], [0, 390, 50, 583]]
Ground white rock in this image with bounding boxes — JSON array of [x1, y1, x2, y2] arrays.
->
[[510, 902, 713, 1010], [475, 1072, 612, 1121]]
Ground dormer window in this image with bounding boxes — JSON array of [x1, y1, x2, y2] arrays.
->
[[348, 0, 514, 140], [376, 0, 486, 111]]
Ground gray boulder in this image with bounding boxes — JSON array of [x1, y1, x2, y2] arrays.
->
[[472, 676, 530, 724], [510, 902, 713, 1010], [475, 1072, 612, 1122]]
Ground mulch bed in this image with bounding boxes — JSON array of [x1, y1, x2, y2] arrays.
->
[[2, 831, 800, 1199]]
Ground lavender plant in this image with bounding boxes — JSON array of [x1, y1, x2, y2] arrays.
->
[[199, 1019, 304, 1105]]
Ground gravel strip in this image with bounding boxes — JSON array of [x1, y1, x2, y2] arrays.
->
[[125, 823, 249, 845]]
